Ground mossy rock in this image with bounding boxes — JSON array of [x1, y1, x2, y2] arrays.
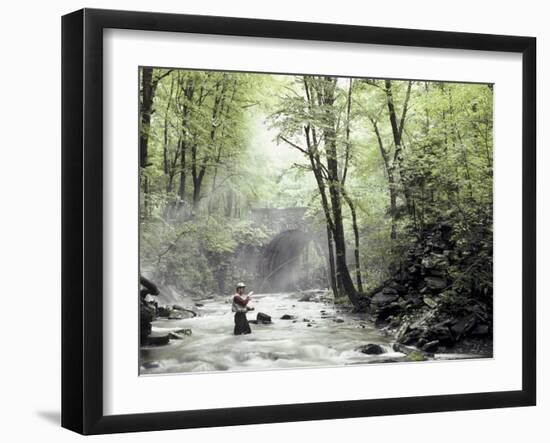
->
[[405, 350, 427, 362]]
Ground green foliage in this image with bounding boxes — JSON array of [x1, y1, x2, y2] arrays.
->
[[139, 67, 493, 304]]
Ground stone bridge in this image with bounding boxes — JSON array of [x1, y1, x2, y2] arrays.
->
[[250, 207, 312, 233], [249, 207, 327, 292]]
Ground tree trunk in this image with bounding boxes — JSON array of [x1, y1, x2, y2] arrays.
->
[[342, 188, 363, 292], [372, 119, 398, 240], [385, 80, 413, 216], [140, 67, 154, 169], [321, 77, 357, 299], [325, 226, 338, 298]]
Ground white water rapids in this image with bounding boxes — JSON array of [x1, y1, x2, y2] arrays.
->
[[140, 291, 471, 375]]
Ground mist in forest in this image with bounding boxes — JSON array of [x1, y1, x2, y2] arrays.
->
[[139, 68, 493, 372]]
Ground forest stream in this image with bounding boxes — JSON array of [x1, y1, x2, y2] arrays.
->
[[140, 291, 475, 375]]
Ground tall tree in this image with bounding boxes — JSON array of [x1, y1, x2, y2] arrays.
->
[[272, 75, 359, 303]]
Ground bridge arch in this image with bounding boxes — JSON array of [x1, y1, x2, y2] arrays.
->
[[249, 207, 328, 292]]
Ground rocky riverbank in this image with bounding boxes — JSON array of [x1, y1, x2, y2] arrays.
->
[[360, 221, 493, 356]]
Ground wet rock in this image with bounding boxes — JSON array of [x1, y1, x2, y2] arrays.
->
[[382, 287, 399, 295], [156, 306, 171, 317], [168, 313, 185, 320], [393, 343, 431, 361], [356, 344, 386, 355], [280, 314, 296, 320], [393, 342, 416, 354], [421, 340, 440, 352], [168, 332, 184, 340], [142, 361, 160, 369], [172, 305, 198, 317], [333, 318, 345, 323], [195, 303, 204, 307], [406, 350, 427, 362], [257, 312, 272, 324], [143, 334, 170, 346], [140, 302, 156, 342], [307, 323, 312, 327]]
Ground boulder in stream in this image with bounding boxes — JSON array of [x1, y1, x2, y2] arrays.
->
[[356, 344, 386, 355], [143, 333, 170, 346], [257, 312, 272, 324]]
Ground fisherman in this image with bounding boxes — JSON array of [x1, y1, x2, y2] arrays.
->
[[232, 282, 254, 335]]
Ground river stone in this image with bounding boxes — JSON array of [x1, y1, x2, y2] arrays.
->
[[382, 287, 399, 295], [257, 312, 272, 324], [333, 318, 345, 323], [143, 334, 170, 346], [280, 314, 296, 320], [356, 344, 386, 355], [372, 291, 399, 306], [142, 361, 160, 369], [406, 350, 427, 362], [421, 340, 440, 352], [156, 306, 171, 317]]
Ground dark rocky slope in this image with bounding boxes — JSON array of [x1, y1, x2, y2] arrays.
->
[[360, 221, 493, 355]]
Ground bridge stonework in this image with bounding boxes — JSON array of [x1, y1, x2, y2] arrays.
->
[[250, 207, 310, 234], [248, 207, 327, 292]]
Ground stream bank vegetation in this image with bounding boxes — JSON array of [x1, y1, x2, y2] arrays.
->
[[139, 67, 493, 364]]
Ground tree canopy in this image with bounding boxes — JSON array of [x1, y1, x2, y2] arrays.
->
[[139, 67, 493, 310]]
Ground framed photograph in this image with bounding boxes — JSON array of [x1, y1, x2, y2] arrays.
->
[[62, 8, 536, 435]]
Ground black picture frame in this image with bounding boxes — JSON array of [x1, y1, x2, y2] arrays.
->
[[61, 8, 536, 435]]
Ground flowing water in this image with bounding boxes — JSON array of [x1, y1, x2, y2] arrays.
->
[[140, 291, 469, 375]]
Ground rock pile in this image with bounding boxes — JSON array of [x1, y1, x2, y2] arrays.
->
[[365, 221, 492, 352]]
